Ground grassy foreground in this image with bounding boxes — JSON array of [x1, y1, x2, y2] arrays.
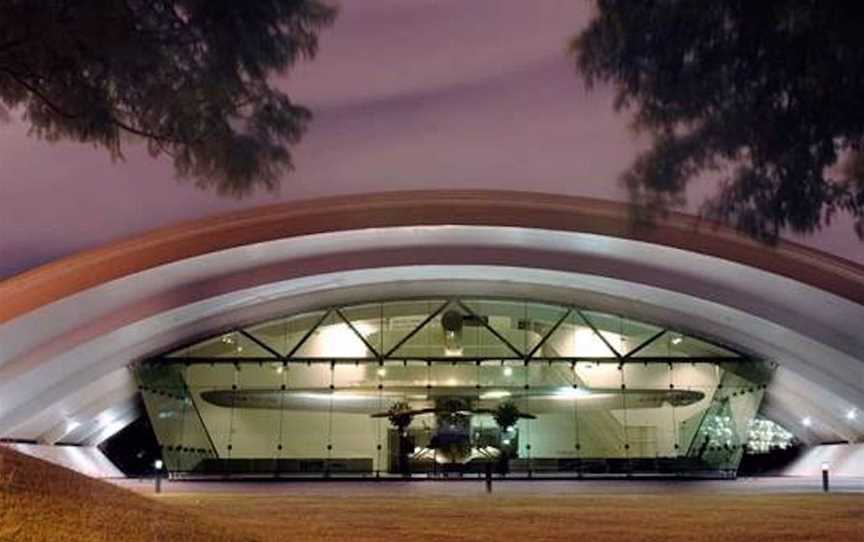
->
[[2, 446, 863, 541], [0, 446, 244, 542]]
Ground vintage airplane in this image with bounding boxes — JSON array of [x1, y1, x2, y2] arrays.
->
[[200, 384, 704, 464]]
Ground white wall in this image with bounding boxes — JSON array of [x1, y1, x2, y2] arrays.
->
[[783, 443, 864, 477]]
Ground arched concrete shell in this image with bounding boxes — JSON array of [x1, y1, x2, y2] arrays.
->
[[0, 191, 862, 446]]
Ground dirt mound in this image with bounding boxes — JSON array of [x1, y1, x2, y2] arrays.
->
[[0, 445, 253, 542]]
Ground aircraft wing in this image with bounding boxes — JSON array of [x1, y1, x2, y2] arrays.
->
[[199, 386, 704, 413]]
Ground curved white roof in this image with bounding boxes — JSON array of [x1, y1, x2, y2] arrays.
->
[[0, 192, 861, 447]]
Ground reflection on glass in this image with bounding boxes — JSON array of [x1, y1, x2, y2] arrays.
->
[[139, 298, 770, 479]]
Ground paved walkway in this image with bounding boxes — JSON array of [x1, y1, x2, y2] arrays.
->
[[116, 475, 864, 496]]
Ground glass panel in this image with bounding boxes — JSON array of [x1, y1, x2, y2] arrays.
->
[[378, 360, 431, 475], [621, 363, 675, 462], [293, 311, 375, 359], [168, 331, 277, 359], [162, 301, 746, 363], [337, 303, 384, 356], [683, 363, 767, 475], [136, 363, 218, 473], [229, 364, 283, 468], [572, 362, 627, 460], [327, 363, 378, 476], [186, 363, 237, 469], [672, 362, 718, 473], [581, 311, 664, 357], [137, 364, 186, 471], [460, 299, 529, 355], [477, 360, 523, 391], [634, 332, 739, 358], [523, 302, 572, 357], [378, 300, 447, 356], [539, 313, 617, 358], [418, 363, 479, 473], [245, 310, 327, 356], [516, 362, 578, 476], [391, 301, 517, 359], [278, 363, 332, 475]]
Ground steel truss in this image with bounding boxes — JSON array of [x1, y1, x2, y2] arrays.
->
[[143, 297, 751, 367]]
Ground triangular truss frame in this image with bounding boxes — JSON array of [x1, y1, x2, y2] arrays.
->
[[153, 297, 749, 365]]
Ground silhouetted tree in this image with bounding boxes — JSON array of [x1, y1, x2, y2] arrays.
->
[[0, 1, 336, 195], [572, 1, 864, 242]]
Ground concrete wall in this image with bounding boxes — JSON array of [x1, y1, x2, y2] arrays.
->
[[783, 443, 864, 477]]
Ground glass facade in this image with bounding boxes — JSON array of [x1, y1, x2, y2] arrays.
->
[[136, 298, 771, 478]]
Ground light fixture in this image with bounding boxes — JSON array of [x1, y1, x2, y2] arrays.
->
[[317, 323, 373, 357], [154, 459, 164, 470], [671, 336, 683, 345], [553, 387, 592, 399], [480, 390, 511, 400], [376, 367, 387, 377], [802, 417, 812, 427], [503, 366, 513, 377], [846, 409, 857, 421], [572, 328, 612, 357]]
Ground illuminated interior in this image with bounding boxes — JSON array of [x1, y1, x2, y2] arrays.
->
[[136, 298, 772, 478]]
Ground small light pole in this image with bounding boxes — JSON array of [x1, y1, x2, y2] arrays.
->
[[154, 459, 164, 494], [485, 461, 493, 493], [821, 462, 830, 493]]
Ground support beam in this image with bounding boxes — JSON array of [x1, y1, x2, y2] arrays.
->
[[285, 309, 332, 358], [383, 300, 449, 358], [335, 308, 383, 360], [526, 308, 572, 360], [576, 309, 622, 358], [457, 300, 523, 357], [237, 329, 284, 360], [624, 329, 667, 359]]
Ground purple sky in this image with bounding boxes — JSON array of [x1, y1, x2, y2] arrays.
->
[[0, 0, 860, 279]]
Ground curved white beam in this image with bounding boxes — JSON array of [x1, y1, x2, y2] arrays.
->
[[1, 263, 862, 445], [1, 191, 862, 448], [3, 226, 863, 366]]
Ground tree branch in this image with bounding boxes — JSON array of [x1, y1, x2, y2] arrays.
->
[[0, 69, 78, 119]]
